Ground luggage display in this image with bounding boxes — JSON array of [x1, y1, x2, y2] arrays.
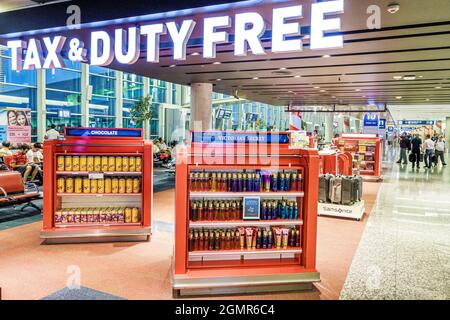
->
[[320, 174, 363, 206], [329, 175, 342, 204], [319, 174, 332, 203]]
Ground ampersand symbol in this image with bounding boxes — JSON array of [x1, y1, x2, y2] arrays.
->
[[68, 38, 86, 62]]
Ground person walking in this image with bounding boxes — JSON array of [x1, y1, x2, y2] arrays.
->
[[44, 124, 60, 140], [410, 134, 422, 170], [396, 134, 411, 165], [434, 135, 447, 166], [423, 134, 435, 169]]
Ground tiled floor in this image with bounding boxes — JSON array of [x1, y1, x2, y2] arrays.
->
[[340, 162, 450, 300], [0, 180, 380, 300]]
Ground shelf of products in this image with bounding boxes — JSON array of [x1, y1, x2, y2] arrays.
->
[[337, 134, 383, 179], [173, 131, 320, 296], [42, 127, 153, 243]]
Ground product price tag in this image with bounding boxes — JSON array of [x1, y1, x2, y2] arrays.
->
[[89, 173, 104, 180]]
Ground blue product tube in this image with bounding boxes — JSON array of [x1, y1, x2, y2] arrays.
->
[[293, 203, 299, 219], [247, 174, 253, 192], [288, 203, 293, 219], [285, 173, 291, 191], [271, 173, 278, 192], [254, 174, 261, 192], [279, 173, 285, 192]]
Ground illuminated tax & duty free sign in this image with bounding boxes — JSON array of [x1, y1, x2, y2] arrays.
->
[[7, 0, 344, 71]]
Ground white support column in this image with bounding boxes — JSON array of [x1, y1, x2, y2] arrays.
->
[[445, 117, 450, 152], [190, 83, 212, 130], [81, 63, 90, 127], [324, 113, 334, 143], [115, 71, 123, 128], [143, 77, 151, 139], [36, 69, 46, 142]]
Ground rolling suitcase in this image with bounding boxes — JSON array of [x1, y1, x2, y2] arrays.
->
[[319, 174, 332, 203], [329, 175, 342, 204], [341, 176, 353, 205], [352, 175, 363, 202]]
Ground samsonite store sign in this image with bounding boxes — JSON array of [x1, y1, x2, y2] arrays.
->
[[6, 0, 345, 71]]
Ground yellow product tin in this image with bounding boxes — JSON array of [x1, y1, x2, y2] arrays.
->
[[124, 208, 132, 223], [101, 156, 108, 172], [74, 177, 83, 193], [94, 156, 101, 171], [104, 178, 112, 193], [129, 157, 136, 172], [72, 156, 80, 171], [64, 156, 72, 171], [57, 156, 65, 171], [108, 156, 116, 171], [90, 179, 98, 194], [79, 156, 87, 171], [132, 178, 140, 193], [115, 156, 122, 171], [111, 178, 119, 194], [131, 208, 140, 223], [57, 177, 65, 193], [97, 179, 104, 193], [118, 178, 126, 194], [65, 178, 74, 193], [122, 156, 129, 172], [126, 178, 133, 194], [83, 178, 90, 193], [87, 156, 94, 171]]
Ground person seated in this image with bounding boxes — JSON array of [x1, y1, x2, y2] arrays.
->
[[10, 144, 40, 182], [0, 141, 13, 156], [26, 143, 43, 165]]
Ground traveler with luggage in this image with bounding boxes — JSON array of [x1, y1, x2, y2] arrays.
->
[[410, 134, 422, 170], [423, 134, 435, 169], [396, 134, 411, 165], [434, 135, 447, 166]]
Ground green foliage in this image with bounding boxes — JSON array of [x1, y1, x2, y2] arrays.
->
[[130, 95, 154, 126]]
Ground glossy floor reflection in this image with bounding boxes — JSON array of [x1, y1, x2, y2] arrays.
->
[[340, 159, 450, 300]]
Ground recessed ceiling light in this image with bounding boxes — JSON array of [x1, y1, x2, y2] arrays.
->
[[355, 89, 361, 92], [425, 98, 430, 101], [418, 75, 423, 78], [403, 75, 416, 80], [393, 75, 402, 80], [279, 67, 286, 70], [288, 91, 293, 93], [213, 61, 221, 65], [322, 54, 331, 58], [294, 75, 301, 78], [320, 90, 326, 92], [396, 96, 403, 99], [253, 77, 259, 80], [314, 86, 320, 89], [191, 52, 200, 56], [216, 79, 222, 81], [169, 64, 176, 68], [435, 86, 442, 89]]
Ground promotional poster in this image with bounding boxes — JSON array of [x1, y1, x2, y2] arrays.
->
[[0, 108, 32, 143]]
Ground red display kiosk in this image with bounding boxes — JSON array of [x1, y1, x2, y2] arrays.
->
[[41, 127, 153, 243], [337, 133, 383, 181], [319, 150, 352, 176], [172, 131, 320, 297]]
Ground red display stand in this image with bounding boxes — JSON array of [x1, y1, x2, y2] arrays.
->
[[172, 131, 320, 297], [337, 133, 383, 181], [319, 150, 352, 176], [41, 127, 153, 243]]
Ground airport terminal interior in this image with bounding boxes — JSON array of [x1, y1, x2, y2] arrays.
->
[[0, 0, 449, 301]]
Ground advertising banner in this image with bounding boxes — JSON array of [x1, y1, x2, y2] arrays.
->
[[0, 108, 32, 144]]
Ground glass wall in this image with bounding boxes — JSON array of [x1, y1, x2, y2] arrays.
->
[[89, 65, 116, 128], [123, 73, 144, 129], [45, 60, 82, 132]]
